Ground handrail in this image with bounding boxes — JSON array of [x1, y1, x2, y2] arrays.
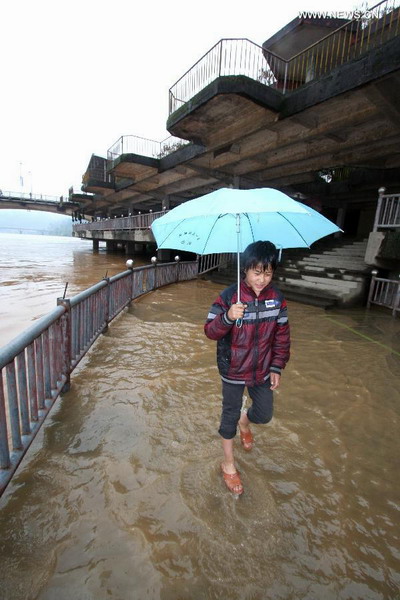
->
[[373, 188, 400, 231], [0, 307, 66, 370], [73, 210, 168, 232], [107, 134, 190, 162], [367, 275, 400, 315], [0, 190, 74, 203], [0, 260, 199, 495]]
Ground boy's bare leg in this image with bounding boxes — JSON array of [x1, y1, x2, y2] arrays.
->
[[222, 438, 236, 473], [238, 411, 250, 433]]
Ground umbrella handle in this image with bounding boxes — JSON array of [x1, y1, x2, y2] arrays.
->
[[236, 318, 243, 328]]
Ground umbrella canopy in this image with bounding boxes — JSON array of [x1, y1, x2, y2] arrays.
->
[[151, 188, 341, 254]]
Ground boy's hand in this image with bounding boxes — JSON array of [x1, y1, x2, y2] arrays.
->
[[270, 372, 281, 390], [227, 302, 247, 321]]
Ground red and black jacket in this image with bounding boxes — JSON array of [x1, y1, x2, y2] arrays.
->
[[204, 280, 290, 386]]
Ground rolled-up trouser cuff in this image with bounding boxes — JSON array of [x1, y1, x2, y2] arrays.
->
[[218, 427, 237, 439], [219, 380, 274, 438]]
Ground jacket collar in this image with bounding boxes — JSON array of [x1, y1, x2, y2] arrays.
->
[[240, 279, 273, 299]]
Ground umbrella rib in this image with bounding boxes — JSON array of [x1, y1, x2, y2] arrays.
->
[[201, 214, 223, 254], [242, 213, 255, 244], [155, 218, 189, 248], [277, 212, 311, 248]]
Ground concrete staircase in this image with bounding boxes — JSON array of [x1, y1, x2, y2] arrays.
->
[[206, 237, 371, 309]]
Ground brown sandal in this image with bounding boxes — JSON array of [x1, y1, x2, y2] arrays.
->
[[239, 428, 254, 451], [221, 464, 244, 495]]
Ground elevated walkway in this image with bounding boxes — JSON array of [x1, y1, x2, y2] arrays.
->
[[207, 237, 371, 309]]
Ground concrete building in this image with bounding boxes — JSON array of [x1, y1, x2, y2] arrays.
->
[[72, 4, 400, 308]]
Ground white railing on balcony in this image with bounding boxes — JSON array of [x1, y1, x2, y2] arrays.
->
[[107, 135, 190, 163], [169, 38, 283, 114], [168, 0, 400, 114], [73, 211, 168, 232], [373, 189, 400, 230], [367, 275, 400, 315]]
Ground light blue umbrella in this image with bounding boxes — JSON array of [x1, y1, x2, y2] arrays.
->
[[151, 187, 341, 304]]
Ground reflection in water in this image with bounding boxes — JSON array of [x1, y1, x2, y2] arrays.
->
[[0, 234, 148, 345], [0, 275, 399, 599]]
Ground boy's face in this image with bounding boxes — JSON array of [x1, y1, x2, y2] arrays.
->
[[244, 263, 273, 296]]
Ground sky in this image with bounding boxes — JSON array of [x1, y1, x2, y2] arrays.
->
[[1, 0, 363, 197]]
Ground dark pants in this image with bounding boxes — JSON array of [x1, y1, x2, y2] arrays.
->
[[219, 380, 274, 439]]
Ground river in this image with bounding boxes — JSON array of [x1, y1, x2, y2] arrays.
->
[[0, 233, 399, 599], [0, 233, 148, 346]]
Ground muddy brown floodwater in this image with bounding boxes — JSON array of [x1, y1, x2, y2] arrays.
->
[[0, 236, 399, 599], [0, 234, 148, 345]]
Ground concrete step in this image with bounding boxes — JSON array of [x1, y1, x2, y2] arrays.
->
[[298, 258, 369, 270], [282, 277, 352, 296], [276, 282, 337, 309], [278, 272, 362, 287], [300, 275, 359, 289], [278, 265, 366, 281], [321, 249, 367, 257]]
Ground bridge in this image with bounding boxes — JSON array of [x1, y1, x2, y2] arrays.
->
[[0, 190, 83, 216], [0, 226, 49, 235]]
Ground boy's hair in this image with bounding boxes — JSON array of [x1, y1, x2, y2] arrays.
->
[[242, 240, 278, 272]]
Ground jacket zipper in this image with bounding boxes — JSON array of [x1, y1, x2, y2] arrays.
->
[[253, 298, 259, 385]]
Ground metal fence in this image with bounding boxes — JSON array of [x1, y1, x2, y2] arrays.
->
[[168, 0, 400, 113], [373, 189, 400, 230], [198, 253, 233, 275], [283, 0, 399, 91], [0, 260, 198, 496], [73, 211, 168, 232], [169, 38, 283, 113], [0, 190, 67, 203], [107, 135, 190, 163], [367, 275, 400, 315]]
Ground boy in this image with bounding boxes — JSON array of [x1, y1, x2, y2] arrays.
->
[[204, 241, 290, 495]]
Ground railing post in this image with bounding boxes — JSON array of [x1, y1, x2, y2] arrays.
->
[[0, 371, 10, 469], [282, 61, 288, 95], [367, 269, 378, 309], [57, 298, 72, 393], [103, 277, 111, 332], [394, 279, 400, 317], [373, 187, 386, 231], [126, 260, 135, 300], [151, 257, 158, 289], [6, 362, 22, 450], [218, 40, 223, 77], [175, 255, 181, 282]]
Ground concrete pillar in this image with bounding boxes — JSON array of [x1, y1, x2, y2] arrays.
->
[[125, 241, 135, 255], [162, 196, 170, 211], [134, 243, 143, 253], [335, 207, 346, 238], [157, 248, 172, 262], [233, 175, 241, 189], [106, 240, 116, 252], [92, 239, 99, 252]]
